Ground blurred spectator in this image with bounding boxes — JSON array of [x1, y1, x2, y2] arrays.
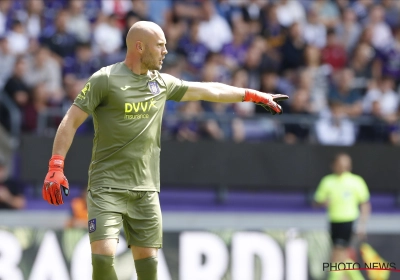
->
[[66, 0, 91, 43], [174, 101, 203, 142], [349, 43, 374, 91], [366, 4, 393, 50], [6, 19, 29, 55], [15, 0, 43, 39], [351, 0, 374, 22], [335, 8, 362, 53], [66, 187, 88, 228], [275, 0, 306, 28], [358, 99, 391, 143], [93, 13, 123, 59], [255, 35, 281, 73], [101, 0, 132, 29], [202, 53, 230, 84], [147, 0, 171, 27], [61, 75, 83, 113], [240, 0, 264, 23], [315, 101, 357, 146], [357, 24, 374, 47], [303, 7, 327, 49], [372, 27, 400, 81], [215, 0, 240, 27], [24, 46, 63, 101], [4, 55, 30, 109], [40, 9, 78, 63], [284, 88, 311, 144], [42, 0, 66, 29], [65, 42, 102, 81], [242, 37, 275, 90], [102, 0, 132, 16], [177, 20, 209, 79], [302, 45, 331, 113], [197, 0, 233, 52], [321, 28, 347, 71], [0, 0, 11, 36], [0, 36, 15, 89], [172, 0, 204, 22], [203, 102, 234, 141], [280, 22, 306, 75], [22, 83, 51, 132], [131, 0, 150, 22], [0, 156, 25, 210], [1, 55, 29, 132], [84, 0, 103, 23], [311, 0, 340, 29], [259, 3, 285, 49], [163, 16, 187, 58], [328, 68, 363, 117], [332, 0, 349, 11], [238, 0, 264, 35], [381, 0, 400, 29], [363, 77, 399, 122], [221, 20, 250, 69]]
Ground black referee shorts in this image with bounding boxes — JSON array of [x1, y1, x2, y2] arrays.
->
[[330, 221, 354, 247]]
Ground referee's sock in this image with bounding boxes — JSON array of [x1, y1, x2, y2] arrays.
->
[[135, 256, 158, 280], [92, 254, 118, 280]]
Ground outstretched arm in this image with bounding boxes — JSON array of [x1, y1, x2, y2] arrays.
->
[[180, 82, 288, 114], [180, 82, 245, 103]]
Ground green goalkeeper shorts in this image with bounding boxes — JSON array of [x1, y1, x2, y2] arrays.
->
[[87, 187, 162, 248]]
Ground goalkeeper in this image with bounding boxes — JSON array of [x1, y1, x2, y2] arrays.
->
[[42, 21, 288, 280]]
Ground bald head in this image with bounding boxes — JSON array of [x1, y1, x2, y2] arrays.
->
[[125, 21, 168, 74], [126, 21, 165, 50]]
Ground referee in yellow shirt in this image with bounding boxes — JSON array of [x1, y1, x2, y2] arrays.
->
[[314, 153, 371, 280]]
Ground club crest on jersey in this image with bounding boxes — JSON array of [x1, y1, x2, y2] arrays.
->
[[88, 219, 96, 233], [148, 81, 160, 95]]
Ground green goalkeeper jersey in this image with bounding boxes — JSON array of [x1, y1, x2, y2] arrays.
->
[[73, 62, 188, 191]]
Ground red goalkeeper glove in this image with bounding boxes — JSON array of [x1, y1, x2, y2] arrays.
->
[[243, 89, 289, 115], [42, 155, 69, 205]]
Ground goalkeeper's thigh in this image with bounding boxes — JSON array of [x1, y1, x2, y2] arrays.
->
[[135, 256, 158, 280], [92, 254, 118, 280]]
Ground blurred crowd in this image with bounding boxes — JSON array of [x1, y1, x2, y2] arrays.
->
[[1, 0, 400, 145]]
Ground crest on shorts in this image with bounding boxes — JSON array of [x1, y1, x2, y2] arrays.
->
[[88, 218, 96, 233], [148, 81, 160, 95]]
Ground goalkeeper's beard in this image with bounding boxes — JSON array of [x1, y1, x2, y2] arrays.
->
[[141, 50, 162, 71]]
